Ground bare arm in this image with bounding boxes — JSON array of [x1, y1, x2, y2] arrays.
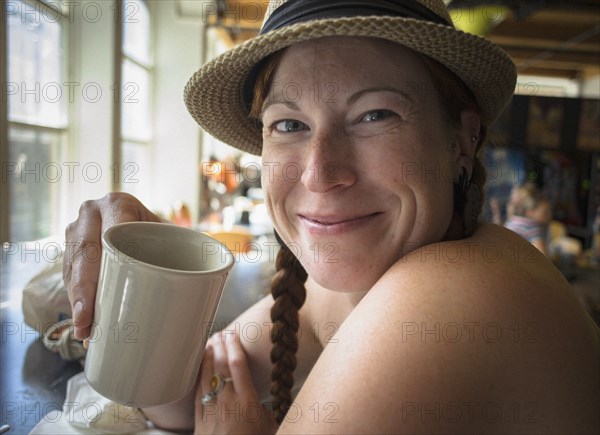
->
[[279, 227, 599, 433]]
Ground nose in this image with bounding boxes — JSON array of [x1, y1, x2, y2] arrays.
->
[[300, 131, 357, 193]]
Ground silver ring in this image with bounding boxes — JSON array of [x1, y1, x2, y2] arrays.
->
[[201, 392, 217, 405]]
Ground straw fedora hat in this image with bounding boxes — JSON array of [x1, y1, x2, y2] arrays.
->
[[184, 0, 517, 156]]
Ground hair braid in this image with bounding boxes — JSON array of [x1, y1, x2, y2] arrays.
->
[[471, 137, 488, 215], [270, 242, 307, 425], [445, 133, 488, 239]]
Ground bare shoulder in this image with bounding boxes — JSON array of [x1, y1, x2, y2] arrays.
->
[[280, 224, 600, 434], [387, 224, 592, 322]]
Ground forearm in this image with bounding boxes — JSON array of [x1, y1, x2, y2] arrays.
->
[[141, 382, 196, 432]]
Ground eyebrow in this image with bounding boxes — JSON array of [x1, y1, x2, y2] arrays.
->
[[260, 86, 415, 117], [347, 87, 415, 105], [261, 99, 300, 117]]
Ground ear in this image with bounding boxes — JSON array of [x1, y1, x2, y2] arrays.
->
[[454, 109, 482, 176]]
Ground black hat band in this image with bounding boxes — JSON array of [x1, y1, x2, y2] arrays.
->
[[261, 0, 452, 35]]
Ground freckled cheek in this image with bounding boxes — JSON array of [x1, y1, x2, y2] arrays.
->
[[387, 162, 454, 223], [397, 159, 447, 185], [261, 155, 298, 221], [418, 183, 455, 226], [262, 148, 304, 187]]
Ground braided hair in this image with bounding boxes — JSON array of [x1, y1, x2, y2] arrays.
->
[[249, 45, 488, 425], [269, 239, 307, 424]]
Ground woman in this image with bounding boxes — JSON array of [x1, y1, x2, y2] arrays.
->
[[504, 183, 552, 255], [65, 1, 599, 433]]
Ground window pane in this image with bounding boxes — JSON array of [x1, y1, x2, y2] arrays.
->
[[123, 0, 151, 66], [7, 0, 66, 128], [121, 59, 152, 142], [7, 127, 63, 242], [121, 141, 151, 201]]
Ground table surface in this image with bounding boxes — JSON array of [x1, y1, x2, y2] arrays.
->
[[1, 247, 82, 435], [0, 242, 274, 434]]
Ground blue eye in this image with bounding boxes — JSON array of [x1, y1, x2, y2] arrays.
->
[[362, 110, 394, 122], [274, 120, 307, 132]]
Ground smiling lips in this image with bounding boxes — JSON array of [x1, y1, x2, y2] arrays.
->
[[299, 212, 383, 235]]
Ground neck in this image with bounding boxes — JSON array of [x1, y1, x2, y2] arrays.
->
[[305, 276, 368, 344]]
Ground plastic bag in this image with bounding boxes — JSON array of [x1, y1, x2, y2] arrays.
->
[[30, 372, 156, 434], [22, 259, 71, 334]]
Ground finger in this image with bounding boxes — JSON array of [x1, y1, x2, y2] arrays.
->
[[212, 331, 231, 377], [199, 341, 215, 395], [65, 203, 103, 340], [100, 193, 163, 228], [224, 331, 255, 395]]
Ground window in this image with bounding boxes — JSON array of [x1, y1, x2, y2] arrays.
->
[[119, 0, 152, 198], [4, 0, 68, 242], [1, 0, 154, 242]]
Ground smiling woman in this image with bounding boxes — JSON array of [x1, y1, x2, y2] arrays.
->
[[64, 0, 600, 433]]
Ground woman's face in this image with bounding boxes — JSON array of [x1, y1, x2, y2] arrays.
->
[[260, 37, 463, 292]]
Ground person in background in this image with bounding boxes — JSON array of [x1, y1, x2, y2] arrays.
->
[[504, 183, 552, 255]]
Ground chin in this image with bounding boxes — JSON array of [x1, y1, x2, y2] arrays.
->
[[303, 259, 381, 293]]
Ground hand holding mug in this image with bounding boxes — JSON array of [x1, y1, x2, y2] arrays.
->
[[64, 193, 163, 340]]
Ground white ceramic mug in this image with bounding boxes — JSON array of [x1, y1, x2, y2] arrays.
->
[[84, 222, 234, 407]]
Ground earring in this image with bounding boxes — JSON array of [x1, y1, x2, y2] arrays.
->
[[471, 135, 478, 143], [456, 167, 469, 196], [463, 180, 481, 237]]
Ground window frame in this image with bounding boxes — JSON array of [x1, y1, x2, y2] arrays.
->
[[1, 0, 9, 243], [117, 0, 154, 193], [2, 0, 70, 243]]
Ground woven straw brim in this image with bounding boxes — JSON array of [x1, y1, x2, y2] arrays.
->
[[184, 16, 517, 156]]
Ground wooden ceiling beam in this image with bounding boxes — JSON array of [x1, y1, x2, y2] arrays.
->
[[502, 47, 600, 65], [512, 57, 599, 75], [491, 35, 600, 54], [513, 67, 580, 80], [514, 59, 596, 74], [490, 25, 600, 52]]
